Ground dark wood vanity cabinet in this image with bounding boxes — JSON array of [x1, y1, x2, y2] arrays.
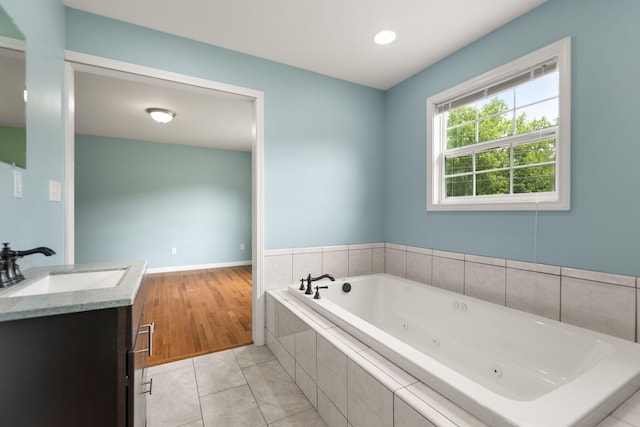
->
[[0, 275, 151, 427]]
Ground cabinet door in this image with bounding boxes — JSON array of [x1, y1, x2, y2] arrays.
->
[[0, 308, 124, 427]]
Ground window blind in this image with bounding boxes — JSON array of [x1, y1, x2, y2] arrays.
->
[[436, 59, 558, 114]]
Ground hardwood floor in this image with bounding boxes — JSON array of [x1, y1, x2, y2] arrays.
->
[[145, 265, 253, 366]]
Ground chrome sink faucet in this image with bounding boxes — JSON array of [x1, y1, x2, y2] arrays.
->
[[304, 273, 335, 295], [0, 243, 56, 288]]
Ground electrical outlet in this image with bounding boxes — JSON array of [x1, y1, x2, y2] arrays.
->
[[171, 247, 177, 255], [49, 180, 62, 202], [240, 243, 245, 251]]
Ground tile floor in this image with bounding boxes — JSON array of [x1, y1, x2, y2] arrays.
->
[[146, 344, 327, 427]]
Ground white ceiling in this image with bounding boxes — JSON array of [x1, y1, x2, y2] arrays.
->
[[63, 0, 548, 90], [4, 1, 550, 152], [73, 65, 255, 151]]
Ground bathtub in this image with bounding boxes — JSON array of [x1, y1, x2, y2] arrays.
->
[[288, 274, 640, 427]]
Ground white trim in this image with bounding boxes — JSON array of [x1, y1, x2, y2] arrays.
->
[[63, 50, 266, 345], [64, 62, 75, 264], [427, 37, 571, 212], [147, 260, 252, 274], [0, 35, 25, 51], [252, 91, 265, 346], [64, 51, 263, 99]]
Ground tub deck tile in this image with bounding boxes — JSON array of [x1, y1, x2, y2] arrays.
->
[[405, 382, 488, 427], [394, 393, 437, 427], [347, 351, 403, 393], [299, 308, 336, 329], [359, 348, 418, 388], [285, 294, 336, 329], [325, 326, 369, 352], [273, 289, 293, 302]]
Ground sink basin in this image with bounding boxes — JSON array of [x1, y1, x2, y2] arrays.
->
[[9, 269, 127, 297]]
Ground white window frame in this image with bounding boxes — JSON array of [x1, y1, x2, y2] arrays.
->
[[427, 37, 571, 211]]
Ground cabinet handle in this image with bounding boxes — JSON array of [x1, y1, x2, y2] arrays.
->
[[136, 322, 155, 356], [142, 378, 153, 395]]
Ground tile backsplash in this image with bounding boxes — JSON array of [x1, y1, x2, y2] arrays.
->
[[264, 243, 385, 290], [264, 243, 639, 342]]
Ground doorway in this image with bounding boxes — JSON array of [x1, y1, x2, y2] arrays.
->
[[64, 51, 265, 347]]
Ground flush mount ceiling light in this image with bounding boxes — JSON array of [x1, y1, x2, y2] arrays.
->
[[146, 108, 176, 124], [374, 30, 397, 45]]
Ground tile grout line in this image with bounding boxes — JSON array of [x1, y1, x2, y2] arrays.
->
[[236, 353, 271, 427], [191, 358, 206, 427]]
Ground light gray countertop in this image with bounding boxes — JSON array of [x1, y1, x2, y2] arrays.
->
[[0, 260, 147, 322]]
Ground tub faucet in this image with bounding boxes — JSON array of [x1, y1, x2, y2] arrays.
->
[[313, 285, 329, 300], [0, 243, 56, 288], [305, 273, 335, 295]]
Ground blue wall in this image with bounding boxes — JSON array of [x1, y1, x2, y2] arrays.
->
[[6, 0, 639, 277], [384, 0, 640, 276], [65, 8, 386, 251], [0, 0, 65, 267], [0, 5, 24, 39], [75, 135, 251, 268]]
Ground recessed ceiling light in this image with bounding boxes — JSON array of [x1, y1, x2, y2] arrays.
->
[[146, 108, 176, 124], [374, 30, 396, 45]]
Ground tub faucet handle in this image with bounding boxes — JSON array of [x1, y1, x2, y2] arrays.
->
[[305, 273, 313, 294], [314, 285, 329, 300], [299, 278, 306, 291]]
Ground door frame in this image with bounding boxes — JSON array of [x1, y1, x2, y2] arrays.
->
[[63, 51, 266, 345]]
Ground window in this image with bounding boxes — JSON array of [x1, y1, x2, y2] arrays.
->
[[427, 38, 571, 211]]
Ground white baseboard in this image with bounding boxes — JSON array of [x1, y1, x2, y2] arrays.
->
[[147, 260, 252, 274]]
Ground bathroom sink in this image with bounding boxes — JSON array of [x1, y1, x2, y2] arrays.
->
[[9, 269, 126, 297]]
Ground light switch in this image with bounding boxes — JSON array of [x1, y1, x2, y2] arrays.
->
[[13, 169, 23, 199], [49, 180, 62, 202]]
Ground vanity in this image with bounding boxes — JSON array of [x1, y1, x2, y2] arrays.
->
[[0, 261, 150, 427]]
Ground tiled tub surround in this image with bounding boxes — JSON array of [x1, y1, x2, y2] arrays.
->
[[265, 243, 640, 343], [266, 290, 640, 427], [265, 243, 640, 425], [264, 244, 386, 290], [383, 244, 640, 343]]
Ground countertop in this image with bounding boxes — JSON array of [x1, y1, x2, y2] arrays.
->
[[0, 260, 147, 322]]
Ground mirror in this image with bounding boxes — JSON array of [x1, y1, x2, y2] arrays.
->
[[0, 5, 26, 168]]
